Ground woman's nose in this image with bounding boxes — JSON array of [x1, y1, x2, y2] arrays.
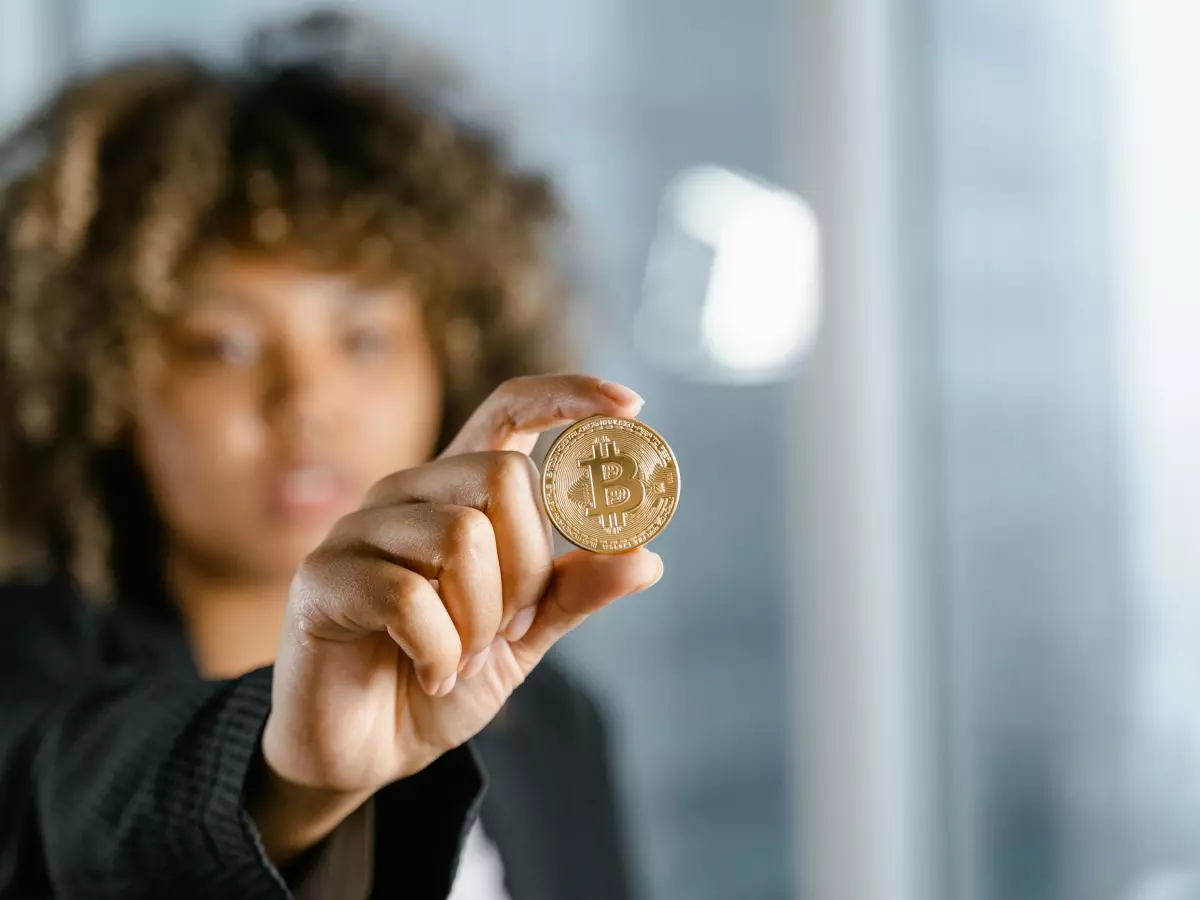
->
[[263, 345, 343, 445]]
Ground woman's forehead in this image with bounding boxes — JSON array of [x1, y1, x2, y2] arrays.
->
[[183, 248, 419, 313]]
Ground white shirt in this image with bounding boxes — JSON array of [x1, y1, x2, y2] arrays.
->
[[448, 820, 512, 900]]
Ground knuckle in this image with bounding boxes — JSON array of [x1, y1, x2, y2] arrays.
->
[[485, 450, 537, 497], [485, 377, 533, 417], [494, 375, 531, 399], [291, 550, 333, 598], [325, 506, 398, 552], [384, 569, 432, 637], [288, 552, 341, 643], [323, 509, 363, 546], [389, 567, 428, 612], [361, 470, 403, 508], [443, 506, 494, 557]]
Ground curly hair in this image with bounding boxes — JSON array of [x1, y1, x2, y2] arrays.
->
[[0, 12, 569, 601]]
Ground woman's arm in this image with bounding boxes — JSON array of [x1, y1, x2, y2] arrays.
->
[[5, 663, 293, 899], [0, 584, 484, 900]]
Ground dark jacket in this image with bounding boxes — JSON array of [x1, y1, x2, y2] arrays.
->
[[0, 574, 635, 900]]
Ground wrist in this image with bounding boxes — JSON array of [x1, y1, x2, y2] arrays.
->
[[246, 736, 374, 866]]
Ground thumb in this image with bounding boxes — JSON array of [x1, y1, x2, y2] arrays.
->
[[510, 548, 663, 672]]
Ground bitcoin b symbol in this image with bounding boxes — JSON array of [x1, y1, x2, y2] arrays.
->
[[579, 437, 646, 531]]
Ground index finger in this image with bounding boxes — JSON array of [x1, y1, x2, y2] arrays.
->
[[438, 375, 644, 458]]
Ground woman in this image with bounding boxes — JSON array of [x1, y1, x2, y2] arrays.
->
[[0, 12, 656, 900]]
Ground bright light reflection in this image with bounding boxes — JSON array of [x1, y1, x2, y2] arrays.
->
[[639, 165, 820, 382]]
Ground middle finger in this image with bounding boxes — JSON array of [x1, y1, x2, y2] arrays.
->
[[360, 451, 554, 637], [327, 502, 503, 658]]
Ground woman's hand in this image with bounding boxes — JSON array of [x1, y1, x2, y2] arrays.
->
[[250, 375, 660, 861]]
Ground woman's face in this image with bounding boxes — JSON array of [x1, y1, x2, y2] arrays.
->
[[131, 251, 444, 581]]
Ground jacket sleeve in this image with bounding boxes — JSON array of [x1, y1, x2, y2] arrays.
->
[[0, 581, 485, 900]]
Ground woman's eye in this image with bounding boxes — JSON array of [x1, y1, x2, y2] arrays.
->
[[343, 326, 394, 357], [180, 330, 260, 366]]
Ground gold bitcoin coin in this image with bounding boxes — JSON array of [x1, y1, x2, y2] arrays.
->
[[541, 415, 680, 553]]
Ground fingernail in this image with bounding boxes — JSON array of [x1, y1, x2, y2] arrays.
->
[[597, 380, 644, 411], [504, 606, 537, 643], [436, 673, 458, 697], [461, 648, 490, 679]]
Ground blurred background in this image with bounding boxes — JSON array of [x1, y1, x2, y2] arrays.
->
[[1, 1, 1196, 899]]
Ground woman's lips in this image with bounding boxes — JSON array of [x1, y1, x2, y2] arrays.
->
[[269, 464, 351, 520]]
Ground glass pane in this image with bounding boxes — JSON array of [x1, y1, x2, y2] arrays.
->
[[931, 1, 1200, 898]]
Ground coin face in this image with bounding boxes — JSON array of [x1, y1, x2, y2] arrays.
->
[[541, 415, 680, 553]]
